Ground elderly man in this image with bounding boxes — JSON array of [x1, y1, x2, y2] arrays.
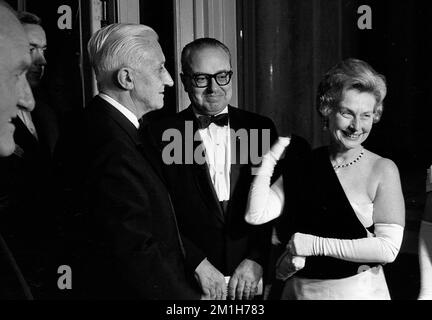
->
[[151, 38, 278, 300], [0, 4, 34, 157], [0, 11, 61, 300], [0, 1, 35, 299], [79, 23, 201, 299]]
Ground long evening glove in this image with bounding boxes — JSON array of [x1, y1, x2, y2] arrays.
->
[[288, 223, 404, 264], [245, 136, 290, 225], [418, 220, 432, 300]]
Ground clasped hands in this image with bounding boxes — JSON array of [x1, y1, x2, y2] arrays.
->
[[195, 258, 262, 300], [275, 232, 316, 281]]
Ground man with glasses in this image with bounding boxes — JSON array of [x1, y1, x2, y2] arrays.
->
[[151, 38, 277, 300]]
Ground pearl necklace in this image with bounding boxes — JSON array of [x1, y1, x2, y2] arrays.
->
[[332, 149, 364, 170]]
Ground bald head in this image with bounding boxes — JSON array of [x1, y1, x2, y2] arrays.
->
[[0, 2, 35, 156], [0, 2, 22, 41]]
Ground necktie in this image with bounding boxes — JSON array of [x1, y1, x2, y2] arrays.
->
[[197, 113, 229, 129]]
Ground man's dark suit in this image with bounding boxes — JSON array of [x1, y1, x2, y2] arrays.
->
[[0, 111, 60, 299], [0, 233, 33, 299], [32, 100, 60, 160], [79, 96, 200, 299], [150, 106, 277, 277]]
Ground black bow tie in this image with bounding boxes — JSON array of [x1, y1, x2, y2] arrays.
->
[[197, 113, 229, 129]]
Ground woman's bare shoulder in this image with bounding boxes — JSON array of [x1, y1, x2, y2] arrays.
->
[[365, 150, 400, 179]]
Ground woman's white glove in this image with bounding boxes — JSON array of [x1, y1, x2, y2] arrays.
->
[[245, 137, 290, 225], [251, 136, 291, 177], [275, 250, 306, 281], [287, 223, 404, 264], [418, 220, 432, 300]]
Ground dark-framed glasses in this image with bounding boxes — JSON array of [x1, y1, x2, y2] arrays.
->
[[185, 70, 233, 88]]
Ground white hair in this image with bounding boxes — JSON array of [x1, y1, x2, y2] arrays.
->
[[87, 23, 158, 86]]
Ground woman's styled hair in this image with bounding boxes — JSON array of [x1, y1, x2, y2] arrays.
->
[[87, 23, 158, 85], [316, 58, 387, 123]]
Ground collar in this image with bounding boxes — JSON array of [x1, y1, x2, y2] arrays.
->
[[192, 105, 229, 120], [98, 93, 140, 129]]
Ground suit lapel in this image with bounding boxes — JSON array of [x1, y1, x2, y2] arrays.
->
[[0, 233, 33, 299], [95, 97, 169, 184], [183, 107, 225, 222], [137, 124, 168, 184], [96, 96, 141, 146], [12, 117, 39, 157]]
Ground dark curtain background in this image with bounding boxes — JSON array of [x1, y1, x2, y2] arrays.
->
[[140, 0, 176, 116], [237, 0, 342, 145]]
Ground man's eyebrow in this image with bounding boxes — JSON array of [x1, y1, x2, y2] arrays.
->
[[29, 42, 47, 48], [339, 107, 353, 113], [193, 70, 230, 75]]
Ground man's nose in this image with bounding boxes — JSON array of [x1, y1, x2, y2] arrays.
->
[[164, 70, 174, 87], [35, 50, 47, 66], [207, 77, 219, 92], [17, 76, 35, 112]]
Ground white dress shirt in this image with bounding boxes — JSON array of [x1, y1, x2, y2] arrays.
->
[[195, 107, 231, 201], [18, 109, 38, 140], [99, 93, 139, 129]]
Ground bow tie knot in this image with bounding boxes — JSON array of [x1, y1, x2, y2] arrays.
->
[[197, 113, 229, 129]]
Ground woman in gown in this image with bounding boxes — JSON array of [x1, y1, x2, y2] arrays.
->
[[245, 58, 405, 300]]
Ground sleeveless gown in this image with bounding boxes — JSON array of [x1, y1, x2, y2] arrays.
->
[[277, 146, 391, 300], [281, 202, 391, 300]]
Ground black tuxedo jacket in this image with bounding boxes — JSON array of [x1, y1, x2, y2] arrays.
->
[[150, 106, 277, 276], [0, 233, 33, 299], [32, 100, 60, 160], [0, 115, 60, 299], [79, 96, 200, 299]]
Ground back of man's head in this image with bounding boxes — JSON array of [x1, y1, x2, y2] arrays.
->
[[88, 23, 158, 88]]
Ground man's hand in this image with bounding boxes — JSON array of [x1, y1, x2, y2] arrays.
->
[[288, 232, 316, 256], [228, 259, 262, 300], [275, 249, 306, 281], [195, 258, 226, 300]]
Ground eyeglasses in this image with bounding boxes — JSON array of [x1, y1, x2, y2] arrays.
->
[[184, 70, 233, 88]]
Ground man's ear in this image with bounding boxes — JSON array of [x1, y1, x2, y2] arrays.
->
[[115, 67, 134, 90], [180, 73, 189, 92]]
